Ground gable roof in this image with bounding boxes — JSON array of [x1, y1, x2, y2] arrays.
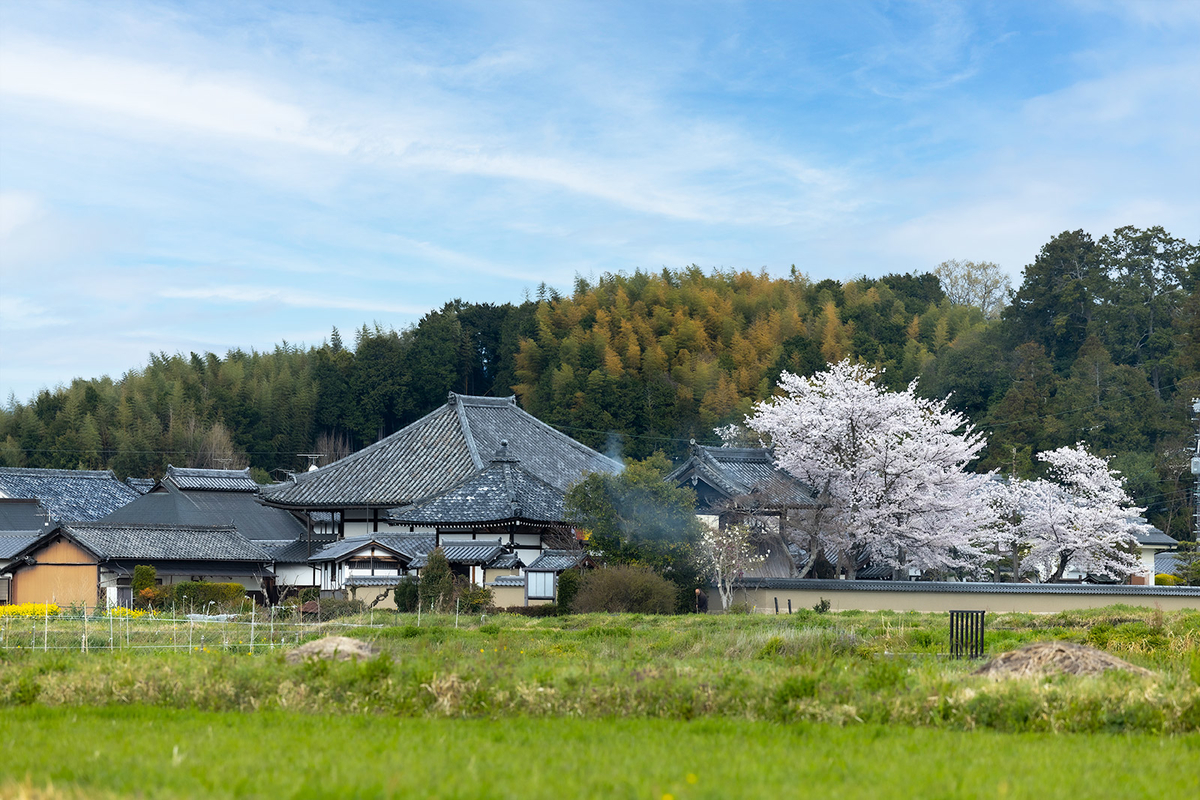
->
[[262, 393, 621, 510], [9, 523, 271, 564], [125, 477, 157, 495], [388, 441, 569, 527], [0, 468, 139, 521], [526, 549, 589, 572], [100, 483, 308, 541], [0, 499, 52, 532], [308, 533, 436, 564], [163, 465, 259, 492], [0, 532, 42, 560], [409, 540, 512, 568], [665, 446, 817, 509]]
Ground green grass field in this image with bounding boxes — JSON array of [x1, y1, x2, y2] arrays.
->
[[2, 707, 1198, 799], [2, 606, 1199, 797]]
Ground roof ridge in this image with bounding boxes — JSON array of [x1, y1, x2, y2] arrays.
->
[[463, 398, 622, 470], [454, 395, 485, 470], [266, 402, 456, 493], [0, 467, 119, 479]]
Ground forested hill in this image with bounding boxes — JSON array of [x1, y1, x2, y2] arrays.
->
[[2, 225, 1197, 538]]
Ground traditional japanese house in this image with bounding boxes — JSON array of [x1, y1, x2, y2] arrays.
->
[[1, 522, 273, 607], [261, 392, 621, 547]]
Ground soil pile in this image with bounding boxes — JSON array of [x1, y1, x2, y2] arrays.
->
[[285, 636, 379, 663], [973, 641, 1152, 679]]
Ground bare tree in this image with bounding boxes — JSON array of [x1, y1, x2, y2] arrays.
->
[[314, 431, 354, 466], [934, 259, 1012, 319]]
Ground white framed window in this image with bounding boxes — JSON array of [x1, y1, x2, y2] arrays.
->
[[527, 571, 555, 599]]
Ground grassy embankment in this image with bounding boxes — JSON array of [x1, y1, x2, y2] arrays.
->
[[2, 606, 1198, 733]]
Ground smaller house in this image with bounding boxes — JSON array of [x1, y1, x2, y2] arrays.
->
[[102, 465, 322, 597], [308, 533, 434, 606], [521, 549, 591, 607], [1132, 525, 1177, 585], [2, 523, 273, 607], [666, 444, 818, 577]]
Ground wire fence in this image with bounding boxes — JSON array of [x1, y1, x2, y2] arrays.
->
[[0, 605, 380, 654]]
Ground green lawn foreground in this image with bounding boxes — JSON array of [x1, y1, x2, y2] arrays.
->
[[2, 707, 1198, 800]]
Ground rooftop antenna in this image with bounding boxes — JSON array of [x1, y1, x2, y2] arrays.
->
[[297, 453, 324, 472]]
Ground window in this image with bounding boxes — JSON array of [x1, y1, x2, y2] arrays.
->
[[527, 571, 555, 599]]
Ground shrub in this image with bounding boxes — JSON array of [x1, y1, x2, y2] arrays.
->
[[455, 580, 493, 613], [393, 577, 419, 612], [813, 598, 832, 614], [1156, 573, 1183, 586], [418, 548, 454, 612], [131, 565, 156, 597], [170, 581, 246, 611], [556, 568, 581, 612], [298, 588, 320, 603], [571, 565, 677, 614], [503, 604, 560, 617]]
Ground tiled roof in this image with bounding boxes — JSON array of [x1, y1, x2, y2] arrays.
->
[[1133, 527, 1177, 548], [259, 536, 339, 564], [0, 499, 52, 532], [307, 534, 435, 564], [100, 484, 308, 541], [526, 549, 588, 572], [164, 465, 259, 492], [125, 477, 157, 495], [487, 575, 526, 587], [261, 394, 620, 509], [52, 523, 272, 562], [345, 575, 412, 587], [389, 442, 569, 526], [0, 467, 139, 521], [1155, 552, 1185, 576], [407, 540, 513, 569], [665, 446, 817, 509], [438, 540, 507, 565], [0, 533, 41, 560]]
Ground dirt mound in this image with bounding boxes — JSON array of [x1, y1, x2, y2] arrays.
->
[[285, 636, 379, 664], [973, 641, 1152, 679]]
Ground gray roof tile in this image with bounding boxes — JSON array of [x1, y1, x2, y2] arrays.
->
[[526, 549, 588, 572], [0, 533, 42, 560], [666, 446, 817, 508], [262, 394, 620, 509], [0, 499, 52, 532], [165, 465, 260, 492], [0, 468, 139, 521], [308, 534, 435, 564], [54, 522, 272, 562], [100, 485, 308, 541], [389, 444, 569, 526]]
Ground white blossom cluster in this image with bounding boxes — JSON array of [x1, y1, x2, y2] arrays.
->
[[745, 360, 1143, 582]]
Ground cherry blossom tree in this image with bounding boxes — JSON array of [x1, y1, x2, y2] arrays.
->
[[747, 360, 992, 578], [1016, 444, 1142, 582], [697, 522, 765, 611]]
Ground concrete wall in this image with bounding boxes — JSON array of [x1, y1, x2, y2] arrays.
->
[[723, 580, 1200, 614]]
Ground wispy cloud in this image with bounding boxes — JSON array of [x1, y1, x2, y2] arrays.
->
[[0, 1, 1197, 400], [158, 285, 426, 315]]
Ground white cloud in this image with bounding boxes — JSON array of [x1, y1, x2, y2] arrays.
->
[[158, 285, 426, 315]]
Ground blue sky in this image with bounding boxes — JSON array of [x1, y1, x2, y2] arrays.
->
[[2, 0, 1197, 402]]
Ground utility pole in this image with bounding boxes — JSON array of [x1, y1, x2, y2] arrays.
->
[[1191, 399, 1200, 541]]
